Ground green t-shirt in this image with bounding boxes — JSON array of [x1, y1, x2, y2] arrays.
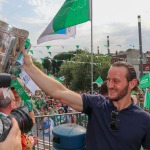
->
[[24, 100, 34, 112], [35, 100, 42, 110]]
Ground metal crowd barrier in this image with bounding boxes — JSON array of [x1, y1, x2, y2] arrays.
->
[[32, 112, 88, 150]]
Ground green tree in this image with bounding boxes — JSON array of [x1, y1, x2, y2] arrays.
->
[[33, 60, 44, 72], [42, 57, 52, 73], [53, 49, 87, 76], [58, 52, 111, 91]]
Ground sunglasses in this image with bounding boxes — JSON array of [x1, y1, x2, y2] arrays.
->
[[110, 110, 119, 132]]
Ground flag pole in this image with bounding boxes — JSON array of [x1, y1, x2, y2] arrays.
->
[[90, 0, 94, 94]]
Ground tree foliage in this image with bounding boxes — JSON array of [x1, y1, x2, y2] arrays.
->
[[42, 57, 51, 71], [33, 60, 44, 72], [52, 49, 88, 76], [58, 52, 111, 91]]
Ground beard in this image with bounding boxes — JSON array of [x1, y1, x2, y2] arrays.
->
[[108, 83, 129, 101]]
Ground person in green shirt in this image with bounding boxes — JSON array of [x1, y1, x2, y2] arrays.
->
[[34, 96, 42, 110]]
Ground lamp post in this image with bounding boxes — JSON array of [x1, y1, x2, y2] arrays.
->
[[97, 46, 99, 54], [107, 36, 110, 55], [138, 15, 143, 77]]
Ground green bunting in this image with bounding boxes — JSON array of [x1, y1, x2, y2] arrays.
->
[[76, 45, 79, 49], [48, 52, 51, 55], [46, 46, 51, 50], [29, 50, 33, 54]]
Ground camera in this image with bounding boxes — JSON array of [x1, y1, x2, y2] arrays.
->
[[0, 73, 11, 88], [0, 106, 33, 142], [0, 73, 33, 142]]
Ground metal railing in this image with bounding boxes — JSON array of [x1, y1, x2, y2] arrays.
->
[[32, 112, 87, 150]]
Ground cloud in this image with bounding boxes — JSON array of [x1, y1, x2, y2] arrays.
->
[[0, 0, 8, 21], [20, 17, 48, 24], [0, 0, 150, 56], [26, 0, 64, 20]]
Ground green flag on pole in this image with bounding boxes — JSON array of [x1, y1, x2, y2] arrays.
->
[[94, 76, 103, 87], [56, 76, 65, 83], [139, 73, 150, 89], [144, 88, 150, 112], [53, 0, 91, 32]]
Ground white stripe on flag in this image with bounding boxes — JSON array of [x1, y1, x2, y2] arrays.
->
[[37, 26, 76, 44]]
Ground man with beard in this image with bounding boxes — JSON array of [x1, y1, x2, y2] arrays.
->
[[22, 49, 150, 150]]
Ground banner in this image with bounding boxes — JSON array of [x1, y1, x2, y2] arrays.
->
[[11, 79, 30, 102], [139, 73, 150, 89], [93, 76, 103, 87], [19, 69, 40, 95], [144, 88, 150, 111]]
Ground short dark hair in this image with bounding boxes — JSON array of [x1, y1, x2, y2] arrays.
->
[[112, 61, 138, 91], [99, 81, 108, 96]]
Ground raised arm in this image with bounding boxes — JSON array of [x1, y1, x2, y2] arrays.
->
[[22, 49, 83, 112]]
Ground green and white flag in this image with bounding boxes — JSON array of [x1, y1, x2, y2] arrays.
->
[[37, 0, 91, 44], [53, 0, 91, 32], [144, 88, 150, 111], [139, 73, 150, 89], [94, 76, 103, 87], [56, 76, 65, 83], [40, 0, 91, 35]]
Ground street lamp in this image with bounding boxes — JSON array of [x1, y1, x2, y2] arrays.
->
[[138, 15, 143, 77], [97, 46, 99, 54], [107, 36, 110, 55]]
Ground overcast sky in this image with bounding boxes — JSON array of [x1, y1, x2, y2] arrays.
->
[[0, 0, 150, 59]]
